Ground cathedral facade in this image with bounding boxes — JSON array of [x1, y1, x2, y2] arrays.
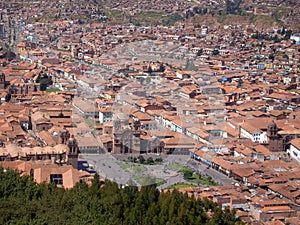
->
[[113, 117, 163, 154]]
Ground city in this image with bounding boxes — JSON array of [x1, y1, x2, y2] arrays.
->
[[0, 0, 300, 224]]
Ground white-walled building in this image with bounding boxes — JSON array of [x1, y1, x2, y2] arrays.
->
[[99, 107, 113, 124], [289, 138, 300, 162], [240, 122, 268, 143]]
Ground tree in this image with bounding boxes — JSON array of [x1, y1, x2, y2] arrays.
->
[[281, 27, 286, 35], [0, 167, 244, 225], [133, 157, 137, 163], [158, 63, 165, 72], [147, 65, 153, 74], [269, 54, 275, 62], [155, 157, 163, 163], [180, 168, 193, 179], [58, 111, 64, 118], [138, 155, 145, 164], [37, 74, 53, 91], [197, 48, 203, 56], [226, 0, 242, 14], [212, 49, 220, 56], [284, 30, 293, 40], [91, 173, 101, 192], [146, 157, 154, 165]]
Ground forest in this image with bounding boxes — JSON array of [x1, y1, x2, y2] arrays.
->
[[0, 168, 244, 225]]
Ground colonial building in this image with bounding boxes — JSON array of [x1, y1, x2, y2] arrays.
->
[[65, 135, 79, 169], [239, 122, 268, 143], [289, 138, 300, 162], [0, 161, 93, 189], [113, 116, 162, 154], [59, 128, 79, 169], [30, 111, 53, 132], [111, 114, 195, 155], [9, 82, 39, 95], [0, 129, 79, 169], [267, 121, 284, 152]]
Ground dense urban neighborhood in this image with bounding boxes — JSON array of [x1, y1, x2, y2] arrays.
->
[[0, 0, 300, 224]]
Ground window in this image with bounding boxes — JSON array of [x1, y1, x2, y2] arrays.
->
[[293, 151, 298, 157], [50, 174, 63, 186], [30, 169, 34, 177]]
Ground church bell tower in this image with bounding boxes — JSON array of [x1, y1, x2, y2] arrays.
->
[[66, 135, 79, 169], [267, 121, 283, 152]]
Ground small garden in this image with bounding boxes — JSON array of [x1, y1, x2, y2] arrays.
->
[[117, 162, 146, 173], [167, 163, 191, 172], [167, 183, 197, 189], [133, 174, 165, 186], [45, 87, 60, 93], [183, 170, 219, 186], [169, 164, 219, 186]]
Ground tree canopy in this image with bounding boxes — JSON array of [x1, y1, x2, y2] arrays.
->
[[0, 168, 244, 225]]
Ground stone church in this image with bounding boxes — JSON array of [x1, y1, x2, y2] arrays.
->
[[113, 115, 163, 154], [267, 121, 284, 152]]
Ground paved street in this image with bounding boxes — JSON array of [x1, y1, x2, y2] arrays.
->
[[81, 153, 136, 185], [186, 159, 236, 185]]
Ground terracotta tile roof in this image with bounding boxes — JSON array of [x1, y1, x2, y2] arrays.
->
[[290, 138, 300, 149], [231, 167, 255, 178], [240, 122, 260, 133], [0, 144, 68, 157], [132, 111, 151, 121], [38, 131, 57, 147], [261, 205, 295, 213], [253, 144, 272, 157]]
